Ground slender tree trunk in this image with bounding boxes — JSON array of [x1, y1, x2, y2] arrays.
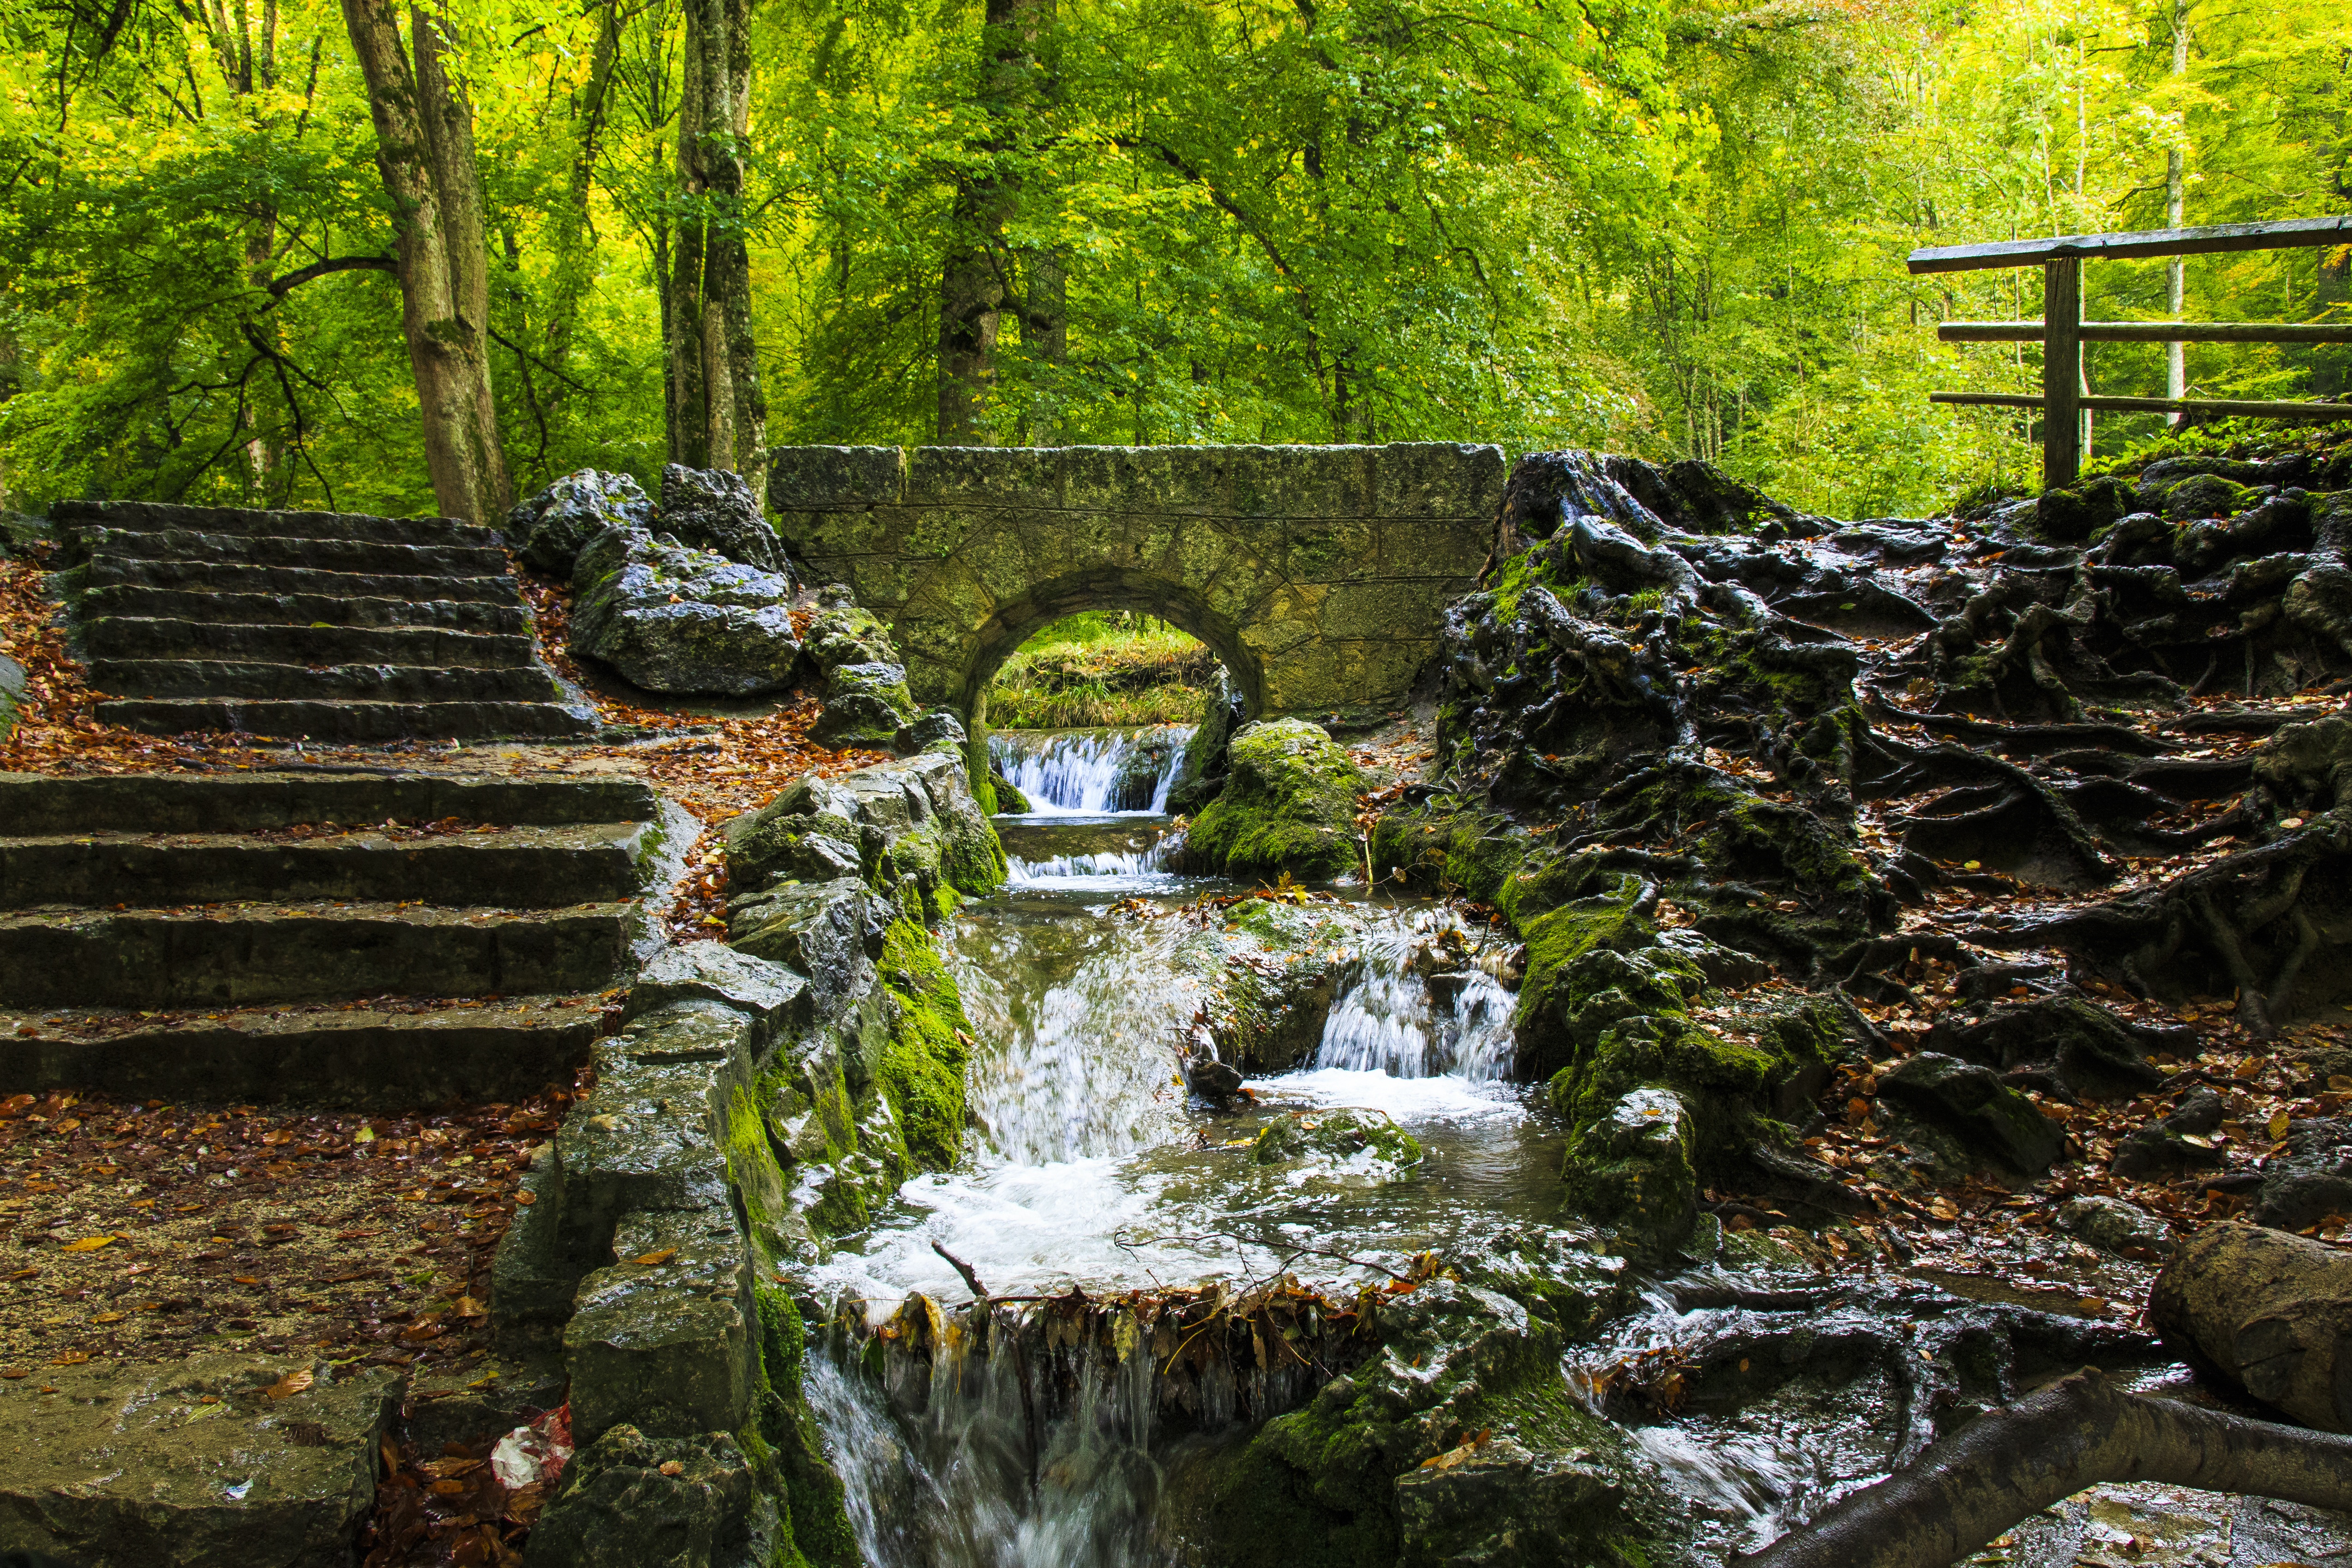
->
[[340, 0, 510, 522], [2165, 0, 2190, 426], [936, 0, 1054, 444], [668, 0, 764, 489], [526, 0, 622, 460]]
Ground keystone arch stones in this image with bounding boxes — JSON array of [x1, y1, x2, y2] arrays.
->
[[766, 443, 1503, 724]]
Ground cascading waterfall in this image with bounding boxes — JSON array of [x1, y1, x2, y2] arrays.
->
[[806, 782, 1548, 1568], [991, 727, 1192, 814], [1310, 908, 1518, 1081]]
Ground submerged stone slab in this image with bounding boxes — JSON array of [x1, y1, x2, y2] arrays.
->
[[0, 1356, 396, 1568]]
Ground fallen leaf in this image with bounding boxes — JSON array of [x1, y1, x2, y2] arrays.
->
[[265, 1368, 315, 1400], [48, 1351, 90, 1366], [658, 1459, 685, 1477], [60, 1236, 115, 1252], [631, 1248, 678, 1267]]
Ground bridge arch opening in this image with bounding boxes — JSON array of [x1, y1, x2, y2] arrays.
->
[[958, 571, 1265, 729]]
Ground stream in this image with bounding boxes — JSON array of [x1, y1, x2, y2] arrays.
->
[[791, 729, 2304, 1568]]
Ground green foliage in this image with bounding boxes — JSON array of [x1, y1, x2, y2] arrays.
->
[[987, 611, 1215, 727], [0, 0, 2342, 514]]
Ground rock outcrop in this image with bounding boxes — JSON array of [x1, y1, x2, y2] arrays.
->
[[507, 470, 654, 575], [568, 528, 800, 696], [658, 465, 789, 575]]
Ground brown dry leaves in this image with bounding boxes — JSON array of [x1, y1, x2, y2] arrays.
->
[[0, 1084, 576, 1378]]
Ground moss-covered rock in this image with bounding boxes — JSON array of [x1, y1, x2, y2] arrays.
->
[[2032, 474, 2132, 542], [873, 916, 973, 1170], [1180, 718, 1363, 881], [725, 751, 1006, 915], [1172, 895, 1368, 1075], [1561, 1088, 1698, 1253], [1167, 673, 1245, 813], [1181, 1279, 1661, 1568], [1251, 1106, 1422, 1169]]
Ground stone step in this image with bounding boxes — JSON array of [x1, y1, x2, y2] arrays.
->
[[55, 497, 498, 550], [0, 770, 660, 833], [84, 584, 529, 633], [89, 556, 517, 603], [0, 823, 655, 908], [97, 697, 597, 740], [91, 656, 564, 703], [0, 900, 637, 1009], [83, 616, 540, 668], [0, 993, 605, 1105], [84, 524, 512, 578]]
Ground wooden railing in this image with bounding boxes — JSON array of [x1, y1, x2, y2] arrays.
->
[[1908, 214, 2352, 490]]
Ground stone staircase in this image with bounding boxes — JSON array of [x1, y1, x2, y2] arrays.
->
[[60, 500, 595, 742], [0, 771, 675, 1105]]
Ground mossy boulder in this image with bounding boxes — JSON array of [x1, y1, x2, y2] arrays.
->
[[1168, 673, 1245, 813], [724, 752, 1006, 916], [1561, 1088, 1698, 1253], [1180, 718, 1364, 881], [1175, 896, 1367, 1074], [2031, 474, 2132, 543], [811, 661, 918, 749], [1251, 1107, 1422, 1169], [1180, 1279, 1660, 1568]]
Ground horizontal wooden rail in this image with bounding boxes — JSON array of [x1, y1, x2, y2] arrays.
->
[[1930, 391, 2352, 422], [1939, 320, 2352, 345], [1909, 215, 2352, 276]]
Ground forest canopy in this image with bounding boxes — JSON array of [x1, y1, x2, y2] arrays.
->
[[0, 0, 2345, 524]]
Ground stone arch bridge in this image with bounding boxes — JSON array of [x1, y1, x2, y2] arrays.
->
[[766, 443, 1504, 727]]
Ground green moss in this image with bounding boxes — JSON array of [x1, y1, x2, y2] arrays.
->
[[874, 917, 973, 1170], [1250, 1107, 1422, 1167], [750, 1283, 860, 1568], [724, 1081, 794, 1269], [1185, 718, 1364, 881]]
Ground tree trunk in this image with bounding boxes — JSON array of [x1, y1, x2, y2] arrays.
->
[[668, 0, 764, 490], [1738, 1367, 2352, 1568], [340, 0, 510, 522], [2151, 1221, 2352, 1433], [935, 0, 1054, 444]]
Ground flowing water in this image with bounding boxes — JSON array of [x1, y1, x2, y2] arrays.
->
[[802, 730, 1907, 1565]]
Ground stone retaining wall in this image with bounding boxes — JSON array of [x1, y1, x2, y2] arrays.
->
[[766, 444, 1504, 724]]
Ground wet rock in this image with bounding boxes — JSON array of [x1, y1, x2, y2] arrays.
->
[[2032, 475, 2133, 543], [1166, 671, 1244, 813], [1562, 1087, 1698, 1251], [1393, 1435, 1631, 1568], [811, 661, 918, 749], [0, 1355, 396, 1568], [2251, 1118, 2352, 1233], [1922, 996, 2171, 1101], [1251, 1106, 1422, 1167], [525, 1424, 776, 1568], [507, 469, 654, 574], [1189, 1278, 1660, 1568], [2057, 1195, 2171, 1256], [1178, 897, 1363, 1074], [893, 707, 965, 757], [2111, 1089, 2230, 1179], [565, 1208, 757, 1445], [725, 752, 1006, 915], [569, 527, 799, 696], [726, 877, 892, 1021], [1878, 1052, 2064, 1176], [988, 770, 1032, 813], [1186, 1057, 1245, 1099], [623, 943, 809, 1041], [1457, 1226, 1632, 1340], [800, 599, 898, 673], [551, 1006, 746, 1262], [658, 464, 787, 574]]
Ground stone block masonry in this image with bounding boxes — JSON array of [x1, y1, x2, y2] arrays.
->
[[767, 444, 1505, 725]]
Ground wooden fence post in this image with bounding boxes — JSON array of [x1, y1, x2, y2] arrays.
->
[[2042, 257, 2082, 490]]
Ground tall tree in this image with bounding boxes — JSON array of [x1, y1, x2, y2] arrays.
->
[[339, 0, 510, 522], [936, 0, 1055, 444], [666, 0, 764, 489]]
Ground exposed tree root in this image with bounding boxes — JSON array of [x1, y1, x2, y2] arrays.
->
[[1736, 1367, 2352, 1568]]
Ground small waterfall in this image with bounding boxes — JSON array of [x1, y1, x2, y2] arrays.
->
[[1007, 844, 1170, 883], [1312, 909, 1517, 1081], [805, 1336, 1164, 1568], [992, 727, 1192, 814]]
